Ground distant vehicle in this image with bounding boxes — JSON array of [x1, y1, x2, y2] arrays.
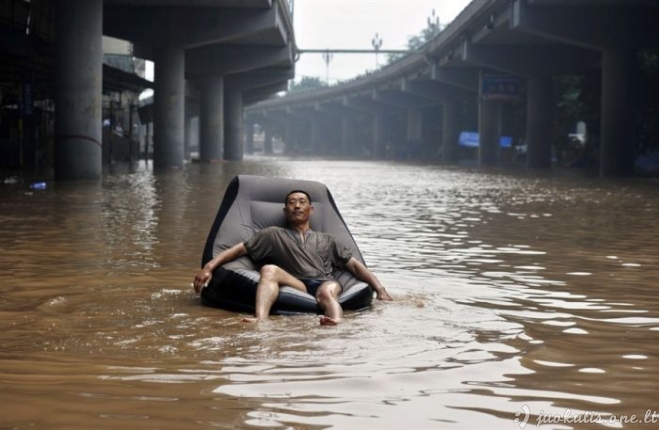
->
[[567, 133, 586, 148]]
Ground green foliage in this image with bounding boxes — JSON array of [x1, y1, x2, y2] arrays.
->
[[387, 26, 441, 64], [288, 76, 327, 93], [554, 74, 599, 128], [553, 48, 659, 153], [639, 47, 659, 72]]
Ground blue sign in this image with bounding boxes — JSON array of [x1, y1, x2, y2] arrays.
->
[[459, 131, 480, 148], [459, 131, 512, 148], [481, 75, 522, 100]]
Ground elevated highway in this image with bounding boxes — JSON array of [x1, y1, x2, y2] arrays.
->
[[104, 0, 295, 168], [246, 0, 659, 176], [1, 0, 296, 179]]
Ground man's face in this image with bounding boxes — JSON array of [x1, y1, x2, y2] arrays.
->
[[284, 192, 313, 224]]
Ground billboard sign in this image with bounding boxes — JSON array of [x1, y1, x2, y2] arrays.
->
[[480, 75, 522, 100]]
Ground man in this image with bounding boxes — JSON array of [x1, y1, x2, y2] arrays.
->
[[192, 189, 393, 325]]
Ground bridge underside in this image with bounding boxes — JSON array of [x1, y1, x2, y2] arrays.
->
[[246, 0, 659, 176], [0, 0, 296, 179]]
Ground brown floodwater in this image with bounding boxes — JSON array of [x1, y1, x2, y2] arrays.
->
[[1, 158, 659, 430]]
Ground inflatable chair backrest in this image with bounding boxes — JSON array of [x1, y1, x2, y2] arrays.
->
[[202, 175, 365, 271]]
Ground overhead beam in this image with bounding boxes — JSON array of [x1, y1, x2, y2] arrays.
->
[[186, 44, 293, 75], [225, 69, 294, 91], [104, 6, 284, 51], [402, 78, 475, 101], [511, 0, 658, 51], [315, 100, 352, 117], [243, 82, 289, 105], [431, 64, 479, 92], [462, 40, 599, 77], [373, 88, 437, 109], [343, 96, 403, 115]]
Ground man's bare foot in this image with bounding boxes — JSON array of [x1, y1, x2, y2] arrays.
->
[[242, 316, 260, 323], [319, 315, 340, 326]]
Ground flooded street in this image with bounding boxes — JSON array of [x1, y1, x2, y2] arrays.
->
[[1, 158, 659, 429]]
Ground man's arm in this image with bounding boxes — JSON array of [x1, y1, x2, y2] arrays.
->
[[192, 242, 248, 293], [345, 257, 393, 301]]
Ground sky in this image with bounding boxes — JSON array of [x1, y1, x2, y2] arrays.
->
[[292, 0, 473, 84], [141, 0, 473, 91]]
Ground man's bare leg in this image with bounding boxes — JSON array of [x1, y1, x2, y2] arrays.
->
[[316, 281, 343, 326], [243, 264, 306, 323]]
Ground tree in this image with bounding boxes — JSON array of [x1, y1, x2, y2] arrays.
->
[[387, 26, 441, 64], [552, 47, 659, 159], [288, 76, 327, 93]]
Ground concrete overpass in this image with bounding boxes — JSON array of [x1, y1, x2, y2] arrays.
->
[[246, 0, 659, 176], [52, 0, 295, 179]]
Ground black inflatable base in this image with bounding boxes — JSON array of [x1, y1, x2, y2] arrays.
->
[[199, 175, 375, 315]]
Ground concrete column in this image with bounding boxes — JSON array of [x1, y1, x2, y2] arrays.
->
[[284, 119, 295, 155], [479, 99, 501, 166], [153, 46, 185, 168], [199, 76, 223, 162], [184, 102, 194, 162], [600, 49, 637, 176], [310, 118, 322, 155], [244, 121, 254, 154], [441, 100, 461, 165], [224, 86, 243, 160], [54, 0, 103, 180], [526, 76, 553, 169], [341, 115, 354, 156], [138, 124, 146, 158], [406, 107, 423, 142], [144, 123, 152, 160], [374, 113, 387, 159], [324, 117, 342, 156], [264, 125, 273, 155]]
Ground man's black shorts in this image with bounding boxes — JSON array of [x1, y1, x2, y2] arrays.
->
[[301, 279, 342, 296]]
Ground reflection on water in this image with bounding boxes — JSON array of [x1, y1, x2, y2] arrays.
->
[[1, 158, 659, 429]]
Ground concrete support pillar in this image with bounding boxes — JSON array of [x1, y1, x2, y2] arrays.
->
[[264, 125, 273, 155], [224, 86, 243, 160], [600, 49, 637, 176], [199, 76, 223, 162], [244, 121, 254, 154], [310, 118, 322, 155], [284, 119, 296, 155], [54, 0, 103, 180], [326, 117, 344, 156], [441, 100, 461, 165], [341, 115, 355, 156], [138, 124, 146, 157], [184, 101, 195, 162], [526, 76, 553, 169], [479, 99, 501, 166], [406, 107, 423, 142], [153, 45, 185, 168], [374, 113, 387, 159], [144, 123, 153, 160]]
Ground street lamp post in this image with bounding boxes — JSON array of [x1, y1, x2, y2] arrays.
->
[[371, 32, 383, 67], [322, 49, 333, 83], [427, 9, 440, 36]]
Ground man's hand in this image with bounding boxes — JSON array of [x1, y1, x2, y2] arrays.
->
[[346, 257, 393, 301], [192, 269, 212, 294], [191, 243, 248, 294]]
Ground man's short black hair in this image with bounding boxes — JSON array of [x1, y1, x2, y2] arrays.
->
[[285, 189, 311, 204]]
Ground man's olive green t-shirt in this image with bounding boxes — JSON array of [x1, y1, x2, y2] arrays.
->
[[243, 226, 353, 280]]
